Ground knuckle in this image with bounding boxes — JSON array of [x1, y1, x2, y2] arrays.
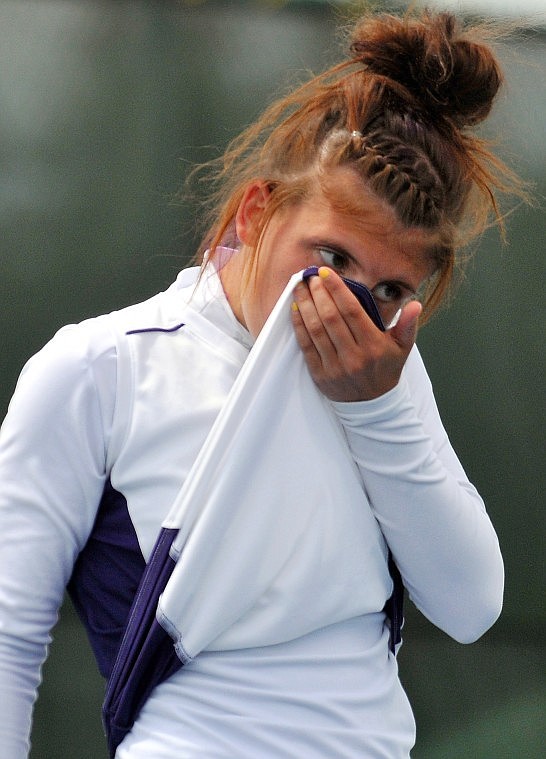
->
[[344, 356, 364, 375], [345, 299, 363, 320], [306, 318, 324, 341], [320, 306, 339, 329]]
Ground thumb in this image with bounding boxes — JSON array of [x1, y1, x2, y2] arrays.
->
[[390, 300, 422, 351]]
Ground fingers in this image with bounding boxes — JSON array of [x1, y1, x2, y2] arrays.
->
[[293, 267, 373, 347], [291, 268, 363, 364], [291, 268, 382, 400], [290, 280, 339, 376]]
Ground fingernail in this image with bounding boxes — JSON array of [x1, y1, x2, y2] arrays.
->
[[291, 301, 299, 312], [318, 267, 330, 279]]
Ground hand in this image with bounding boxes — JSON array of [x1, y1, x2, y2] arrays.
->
[[291, 267, 422, 401]]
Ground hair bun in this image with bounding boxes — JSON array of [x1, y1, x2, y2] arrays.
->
[[349, 11, 503, 127]]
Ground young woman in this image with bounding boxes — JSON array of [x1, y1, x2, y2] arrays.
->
[[0, 8, 525, 758]]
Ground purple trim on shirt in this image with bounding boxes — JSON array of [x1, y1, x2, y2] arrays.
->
[[67, 478, 146, 679], [103, 526, 182, 757], [126, 322, 186, 336]]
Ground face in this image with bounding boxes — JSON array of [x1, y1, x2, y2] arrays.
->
[[226, 170, 436, 338]]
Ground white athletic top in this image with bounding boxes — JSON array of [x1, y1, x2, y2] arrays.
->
[[0, 264, 504, 758]]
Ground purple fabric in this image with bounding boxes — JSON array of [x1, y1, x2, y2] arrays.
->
[[102, 526, 182, 758], [302, 266, 385, 331], [384, 554, 404, 654], [68, 478, 146, 678]]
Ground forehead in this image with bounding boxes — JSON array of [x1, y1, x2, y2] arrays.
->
[[318, 167, 397, 221], [307, 168, 438, 259]]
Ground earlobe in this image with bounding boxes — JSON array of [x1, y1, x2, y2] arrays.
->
[[235, 181, 271, 245]]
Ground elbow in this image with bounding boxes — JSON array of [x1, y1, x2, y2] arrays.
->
[[412, 560, 504, 644], [450, 592, 503, 644], [454, 546, 505, 644], [443, 569, 504, 644]]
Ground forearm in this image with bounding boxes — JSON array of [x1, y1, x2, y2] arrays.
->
[[0, 475, 81, 758], [333, 374, 504, 643], [0, 634, 48, 758]]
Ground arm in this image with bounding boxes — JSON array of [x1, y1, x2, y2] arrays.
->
[[0, 322, 115, 757]]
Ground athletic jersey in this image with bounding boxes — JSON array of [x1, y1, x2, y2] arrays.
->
[[0, 264, 504, 758]]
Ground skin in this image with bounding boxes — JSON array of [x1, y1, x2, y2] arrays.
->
[[219, 168, 436, 402]]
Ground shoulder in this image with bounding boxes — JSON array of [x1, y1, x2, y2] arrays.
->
[[16, 267, 199, 397], [15, 318, 114, 403], [3, 317, 117, 455], [104, 266, 201, 336]]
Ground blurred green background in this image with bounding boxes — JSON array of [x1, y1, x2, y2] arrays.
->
[[0, 1, 544, 757]]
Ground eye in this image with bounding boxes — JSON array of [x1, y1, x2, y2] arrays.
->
[[316, 247, 349, 273], [372, 282, 404, 303]]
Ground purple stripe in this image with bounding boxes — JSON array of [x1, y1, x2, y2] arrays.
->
[[126, 322, 186, 335], [102, 526, 182, 757]]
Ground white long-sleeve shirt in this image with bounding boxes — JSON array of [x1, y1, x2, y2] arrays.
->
[[0, 265, 503, 758]]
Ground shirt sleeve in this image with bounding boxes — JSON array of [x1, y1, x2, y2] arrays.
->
[[0, 319, 116, 758], [331, 346, 504, 644]]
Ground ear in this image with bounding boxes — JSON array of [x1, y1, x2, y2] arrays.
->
[[235, 181, 271, 246]]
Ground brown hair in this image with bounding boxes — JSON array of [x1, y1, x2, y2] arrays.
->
[[190, 8, 527, 320]]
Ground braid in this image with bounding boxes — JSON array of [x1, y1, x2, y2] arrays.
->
[[322, 120, 456, 233], [356, 132, 446, 228]]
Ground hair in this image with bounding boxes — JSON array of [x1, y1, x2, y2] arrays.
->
[[188, 7, 528, 321]]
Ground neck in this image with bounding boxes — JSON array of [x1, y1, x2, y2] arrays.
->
[[215, 247, 247, 329]]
